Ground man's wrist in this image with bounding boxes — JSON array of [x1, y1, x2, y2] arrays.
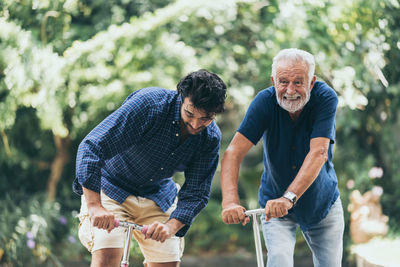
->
[[282, 191, 297, 207], [166, 218, 185, 234], [222, 198, 241, 209], [282, 197, 294, 208]]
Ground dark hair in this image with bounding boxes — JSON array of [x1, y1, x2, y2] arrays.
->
[[177, 69, 227, 114]]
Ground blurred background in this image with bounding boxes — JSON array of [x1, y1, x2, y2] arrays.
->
[[1, 0, 399, 266]]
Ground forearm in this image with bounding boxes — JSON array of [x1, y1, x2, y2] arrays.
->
[[221, 133, 254, 208], [82, 187, 102, 209], [287, 147, 327, 199], [221, 150, 242, 208], [82, 187, 115, 231], [220, 146, 252, 225]]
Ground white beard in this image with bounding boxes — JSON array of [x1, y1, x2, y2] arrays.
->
[[276, 89, 311, 113]]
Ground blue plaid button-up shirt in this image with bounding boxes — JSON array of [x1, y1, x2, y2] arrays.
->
[[73, 87, 221, 236]]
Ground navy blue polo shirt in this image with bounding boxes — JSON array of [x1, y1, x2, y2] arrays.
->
[[238, 81, 339, 230]]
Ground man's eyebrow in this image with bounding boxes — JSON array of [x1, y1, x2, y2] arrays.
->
[[203, 113, 216, 119], [184, 107, 194, 114]]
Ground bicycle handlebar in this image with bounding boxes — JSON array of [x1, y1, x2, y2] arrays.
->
[[114, 219, 148, 234], [244, 208, 265, 216]]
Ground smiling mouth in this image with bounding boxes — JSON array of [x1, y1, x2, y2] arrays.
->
[[284, 96, 301, 100], [186, 124, 204, 133]]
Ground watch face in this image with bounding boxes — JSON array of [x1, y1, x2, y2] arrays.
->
[[284, 192, 297, 203]]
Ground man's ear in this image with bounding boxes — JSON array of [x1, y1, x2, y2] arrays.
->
[[309, 76, 316, 91], [271, 76, 275, 87]]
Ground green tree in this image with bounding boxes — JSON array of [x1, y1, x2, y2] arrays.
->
[[0, 0, 174, 53]]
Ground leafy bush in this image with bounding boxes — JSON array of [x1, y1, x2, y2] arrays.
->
[[185, 200, 256, 254], [0, 193, 84, 266]]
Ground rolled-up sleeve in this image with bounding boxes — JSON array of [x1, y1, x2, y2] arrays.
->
[[170, 135, 220, 237]]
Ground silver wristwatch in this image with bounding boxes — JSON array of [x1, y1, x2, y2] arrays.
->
[[283, 191, 297, 207]]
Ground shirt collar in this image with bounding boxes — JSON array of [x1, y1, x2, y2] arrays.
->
[[173, 93, 181, 123]]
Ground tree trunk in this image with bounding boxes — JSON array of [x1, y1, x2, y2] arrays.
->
[[46, 135, 71, 201], [1, 130, 11, 157]]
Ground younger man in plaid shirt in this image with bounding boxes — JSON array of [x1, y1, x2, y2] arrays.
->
[[74, 70, 226, 267]]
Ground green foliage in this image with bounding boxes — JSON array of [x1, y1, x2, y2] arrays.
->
[[185, 200, 257, 254], [0, 0, 174, 53], [0, 108, 56, 196], [331, 0, 400, 227], [62, 4, 201, 138], [0, 193, 83, 266], [0, 18, 66, 135]]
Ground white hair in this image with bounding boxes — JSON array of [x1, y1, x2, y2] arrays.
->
[[271, 48, 315, 85]]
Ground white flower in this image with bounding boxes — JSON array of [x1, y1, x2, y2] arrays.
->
[[368, 167, 383, 179], [372, 186, 383, 197]]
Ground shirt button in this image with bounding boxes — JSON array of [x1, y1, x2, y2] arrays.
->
[[150, 179, 153, 182], [160, 167, 164, 170], [292, 165, 296, 170], [176, 133, 179, 137], [172, 121, 175, 124], [171, 153, 174, 155]]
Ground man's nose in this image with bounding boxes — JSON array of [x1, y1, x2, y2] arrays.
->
[[190, 119, 202, 129], [286, 83, 297, 94]]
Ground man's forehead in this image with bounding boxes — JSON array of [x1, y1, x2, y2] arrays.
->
[[184, 103, 198, 113], [182, 98, 196, 110], [183, 99, 215, 118], [276, 59, 308, 70], [276, 62, 308, 77]]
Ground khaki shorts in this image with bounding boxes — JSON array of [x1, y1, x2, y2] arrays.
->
[[78, 189, 184, 263]]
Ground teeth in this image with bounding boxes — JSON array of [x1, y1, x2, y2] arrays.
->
[[284, 94, 301, 100]]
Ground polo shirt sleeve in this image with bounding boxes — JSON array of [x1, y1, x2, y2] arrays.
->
[[237, 90, 271, 145], [74, 92, 157, 195], [310, 84, 338, 143], [169, 133, 220, 237]]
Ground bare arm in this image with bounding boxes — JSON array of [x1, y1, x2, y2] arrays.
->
[[221, 132, 254, 225], [265, 137, 330, 220], [82, 187, 115, 232]]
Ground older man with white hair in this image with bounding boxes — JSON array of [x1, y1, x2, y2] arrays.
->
[[221, 48, 344, 266]]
